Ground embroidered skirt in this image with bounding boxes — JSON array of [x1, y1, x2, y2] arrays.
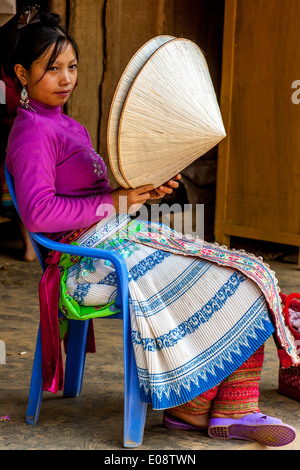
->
[[62, 215, 294, 410]]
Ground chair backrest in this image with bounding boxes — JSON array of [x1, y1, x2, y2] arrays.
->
[[4, 163, 48, 270], [4, 164, 19, 216]]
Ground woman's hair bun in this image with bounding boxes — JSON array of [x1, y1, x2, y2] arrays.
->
[[39, 11, 62, 28]]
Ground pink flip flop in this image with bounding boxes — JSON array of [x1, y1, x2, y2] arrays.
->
[[163, 411, 208, 431], [208, 413, 296, 447]]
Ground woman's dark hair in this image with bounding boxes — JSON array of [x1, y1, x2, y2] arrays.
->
[[4, 10, 79, 86]]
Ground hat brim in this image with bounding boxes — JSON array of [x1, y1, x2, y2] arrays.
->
[[107, 35, 175, 188]]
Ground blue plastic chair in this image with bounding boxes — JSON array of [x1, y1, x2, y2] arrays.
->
[[4, 164, 148, 447]]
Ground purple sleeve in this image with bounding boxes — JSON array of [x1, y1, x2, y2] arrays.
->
[[6, 126, 114, 233]]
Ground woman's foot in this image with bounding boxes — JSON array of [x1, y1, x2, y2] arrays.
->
[[23, 243, 37, 262], [164, 408, 209, 430], [208, 413, 296, 447]]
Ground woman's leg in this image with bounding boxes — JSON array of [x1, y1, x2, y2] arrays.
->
[[165, 345, 264, 428], [210, 345, 264, 419], [166, 386, 218, 428], [208, 345, 296, 446], [18, 219, 37, 261], [165, 345, 296, 445]]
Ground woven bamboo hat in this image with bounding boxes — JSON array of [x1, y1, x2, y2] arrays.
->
[[107, 36, 226, 189]]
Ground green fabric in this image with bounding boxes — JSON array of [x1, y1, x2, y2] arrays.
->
[[58, 316, 69, 340], [58, 242, 120, 321]]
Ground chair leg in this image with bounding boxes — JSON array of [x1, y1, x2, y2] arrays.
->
[[123, 326, 148, 447], [26, 325, 43, 425], [26, 311, 148, 446], [63, 319, 90, 397]]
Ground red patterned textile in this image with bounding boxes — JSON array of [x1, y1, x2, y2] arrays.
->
[[175, 345, 264, 416]]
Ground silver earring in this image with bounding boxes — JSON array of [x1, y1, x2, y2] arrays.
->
[[20, 85, 36, 112], [20, 85, 29, 108]]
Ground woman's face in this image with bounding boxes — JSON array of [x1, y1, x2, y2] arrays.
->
[[15, 41, 78, 107]]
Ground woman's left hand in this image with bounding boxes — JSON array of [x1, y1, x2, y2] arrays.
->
[[149, 174, 182, 199]]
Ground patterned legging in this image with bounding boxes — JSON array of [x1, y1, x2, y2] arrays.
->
[[174, 345, 265, 416]]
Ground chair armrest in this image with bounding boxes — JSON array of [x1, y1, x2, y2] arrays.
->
[[31, 232, 129, 308]]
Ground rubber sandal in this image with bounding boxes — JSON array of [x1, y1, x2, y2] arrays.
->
[[163, 411, 208, 431], [208, 413, 296, 447]]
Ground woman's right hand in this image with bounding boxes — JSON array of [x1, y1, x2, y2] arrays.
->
[[111, 184, 155, 215]]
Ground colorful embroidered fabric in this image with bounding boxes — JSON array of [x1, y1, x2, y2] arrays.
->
[[120, 220, 299, 366], [58, 215, 130, 321], [175, 345, 264, 416], [63, 216, 279, 409], [59, 247, 119, 321]]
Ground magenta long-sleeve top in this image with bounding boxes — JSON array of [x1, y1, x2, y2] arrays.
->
[[6, 99, 114, 236]]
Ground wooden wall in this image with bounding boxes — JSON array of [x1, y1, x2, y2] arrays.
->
[[215, 0, 300, 257]]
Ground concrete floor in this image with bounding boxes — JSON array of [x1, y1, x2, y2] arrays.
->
[[1, 222, 300, 452]]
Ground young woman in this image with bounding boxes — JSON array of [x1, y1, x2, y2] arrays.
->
[[5, 8, 298, 447]]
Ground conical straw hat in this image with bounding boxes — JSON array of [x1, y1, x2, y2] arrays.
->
[[108, 37, 226, 189], [107, 35, 175, 188]]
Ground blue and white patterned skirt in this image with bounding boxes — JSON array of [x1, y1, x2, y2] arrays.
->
[[65, 215, 275, 409]]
